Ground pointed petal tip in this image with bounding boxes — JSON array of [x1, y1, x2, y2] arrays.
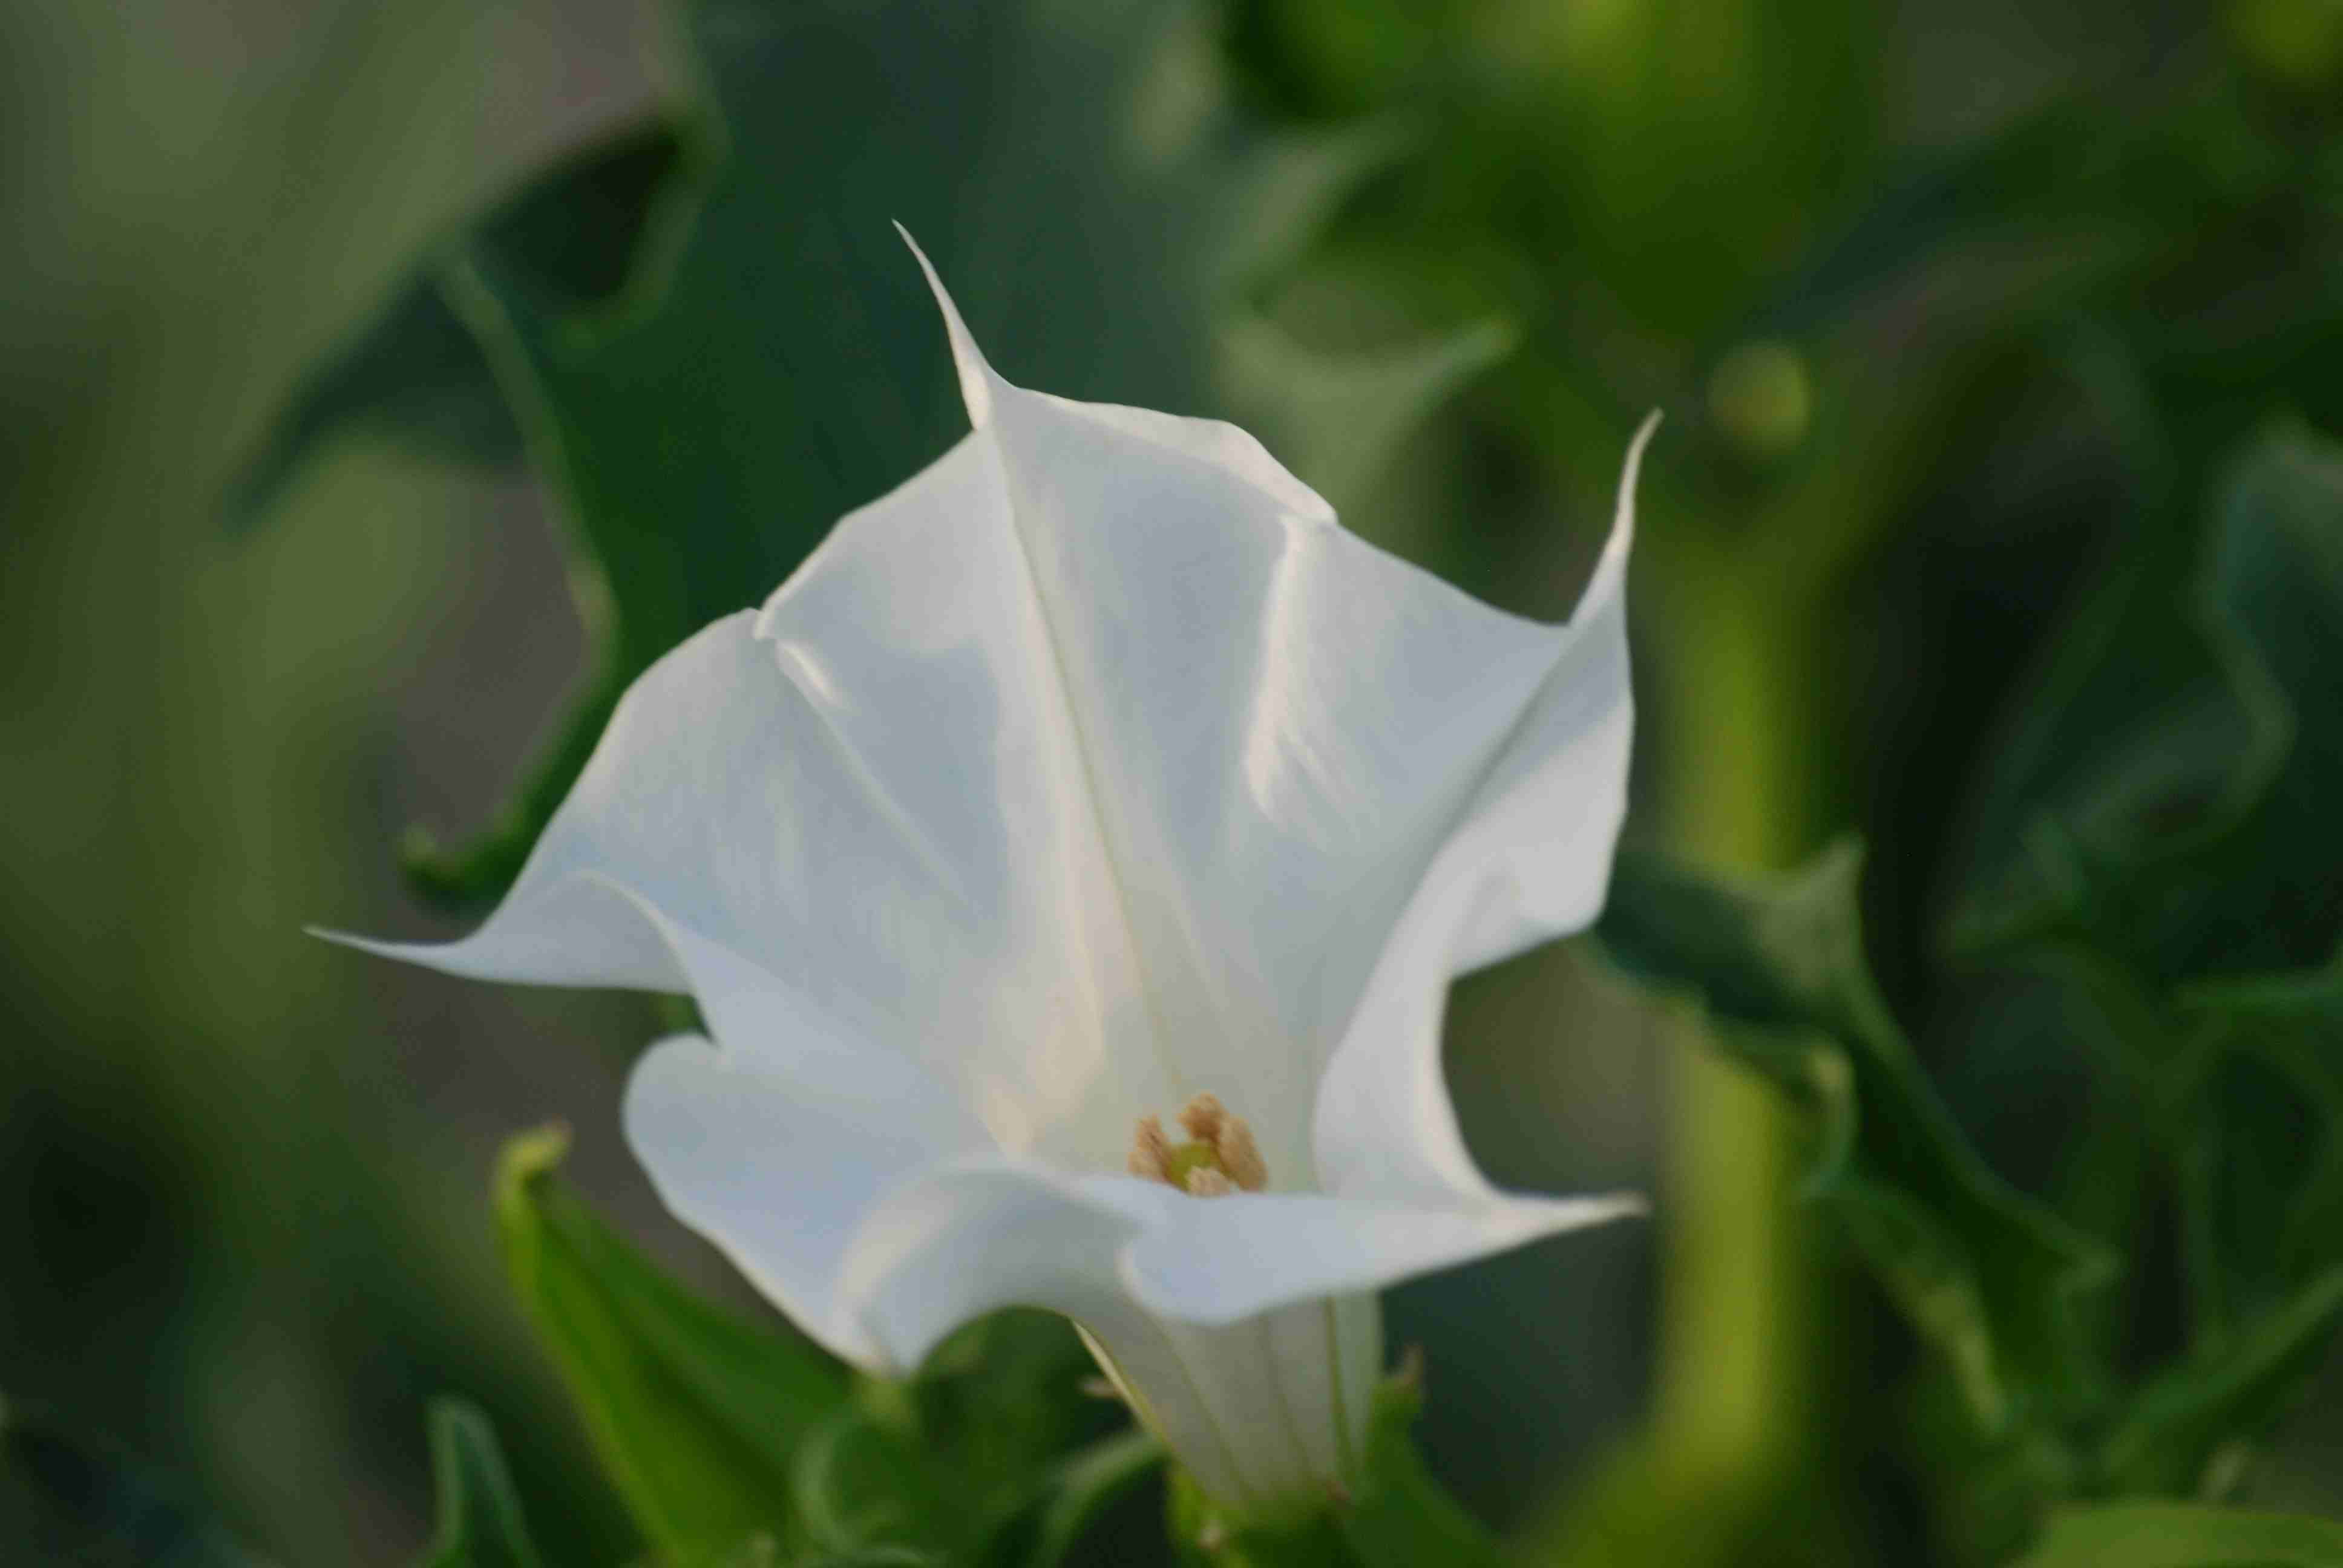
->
[[1559, 410, 1660, 628], [307, 922, 385, 953], [892, 221, 995, 430], [1579, 1188, 1653, 1222], [1615, 409, 1663, 541], [307, 921, 467, 969]]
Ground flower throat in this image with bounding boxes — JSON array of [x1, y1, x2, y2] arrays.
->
[[1127, 1093, 1266, 1197]]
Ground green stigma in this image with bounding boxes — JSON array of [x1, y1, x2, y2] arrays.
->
[[1161, 1140, 1224, 1189]]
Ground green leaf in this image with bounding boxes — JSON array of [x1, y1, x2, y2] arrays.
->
[[0, 1401, 274, 1567], [498, 1143, 1130, 1567], [1954, 423, 2343, 983], [669, 1544, 939, 1568], [494, 1124, 851, 1560], [219, 117, 695, 535], [415, 1399, 545, 1568], [240, 0, 1492, 910], [1219, 316, 1514, 517], [2010, 1503, 2343, 1568], [1593, 840, 2117, 1436], [2097, 1268, 2343, 1496], [2180, 957, 2343, 1319], [2189, 426, 2343, 975], [1166, 1366, 1510, 1568]]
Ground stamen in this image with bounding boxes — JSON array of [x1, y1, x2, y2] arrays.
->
[[1128, 1094, 1268, 1197], [1177, 1093, 1228, 1143], [1127, 1114, 1170, 1182], [1214, 1115, 1267, 1193]]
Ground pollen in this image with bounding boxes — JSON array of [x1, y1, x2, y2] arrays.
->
[[1128, 1094, 1267, 1196]]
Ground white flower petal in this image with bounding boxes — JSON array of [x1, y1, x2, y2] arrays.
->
[[333, 433, 1178, 1168], [902, 228, 1639, 1181], [622, 1033, 977, 1364], [1116, 1189, 1648, 1327], [831, 1154, 1376, 1507], [342, 234, 1656, 1515], [833, 1157, 1157, 1373], [1312, 416, 1653, 1200]]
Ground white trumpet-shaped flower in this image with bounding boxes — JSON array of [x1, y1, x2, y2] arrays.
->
[[336, 231, 1654, 1511]]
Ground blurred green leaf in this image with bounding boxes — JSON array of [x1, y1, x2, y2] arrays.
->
[[2097, 1268, 2343, 1496], [220, 116, 696, 535], [494, 1124, 851, 1560], [669, 1544, 939, 1568], [1220, 316, 1513, 512], [416, 1399, 545, 1568], [1933, 425, 2343, 1527], [1752, 94, 2154, 344], [0, 1402, 274, 1567], [2181, 959, 2343, 1322], [1594, 841, 2117, 1436], [2010, 1502, 2343, 1567], [234, 0, 1493, 910], [1955, 423, 2343, 982]]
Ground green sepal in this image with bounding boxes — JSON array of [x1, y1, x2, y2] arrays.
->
[[415, 1399, 545, 1568], [493, 1124, 851, 1560], [785, 1311, 1151, 1566], [2009, 1502, 2343, 1567], [0, 1400, 275, 1566], [1167, 1367, 1510, 1568], [1594, 841, 2117, 1437], [1004, 1428, 1163, 1568]]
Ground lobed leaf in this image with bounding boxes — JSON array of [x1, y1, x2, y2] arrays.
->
[[1594, 841, 2117, 1436], [1953, 423, 2343, 984]]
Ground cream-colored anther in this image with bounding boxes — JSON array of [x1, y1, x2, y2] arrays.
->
[[1128, 1094, 1268, 1197], [1180, 1094, 1267, 1193], [1184, 1166, 1234, 1197], [1127, 1113, 1172, 1182]]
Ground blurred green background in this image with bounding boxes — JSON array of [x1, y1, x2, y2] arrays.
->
[[3, 0, 2340, 1563]]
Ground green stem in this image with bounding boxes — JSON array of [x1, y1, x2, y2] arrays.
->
[[1538, 549, 1827, 1564], [1648, 566, 1819, 1488]]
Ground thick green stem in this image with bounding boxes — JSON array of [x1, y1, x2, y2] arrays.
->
[[1648, 570, 1819, 1488], [1538, 549, 1829, 1564]]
